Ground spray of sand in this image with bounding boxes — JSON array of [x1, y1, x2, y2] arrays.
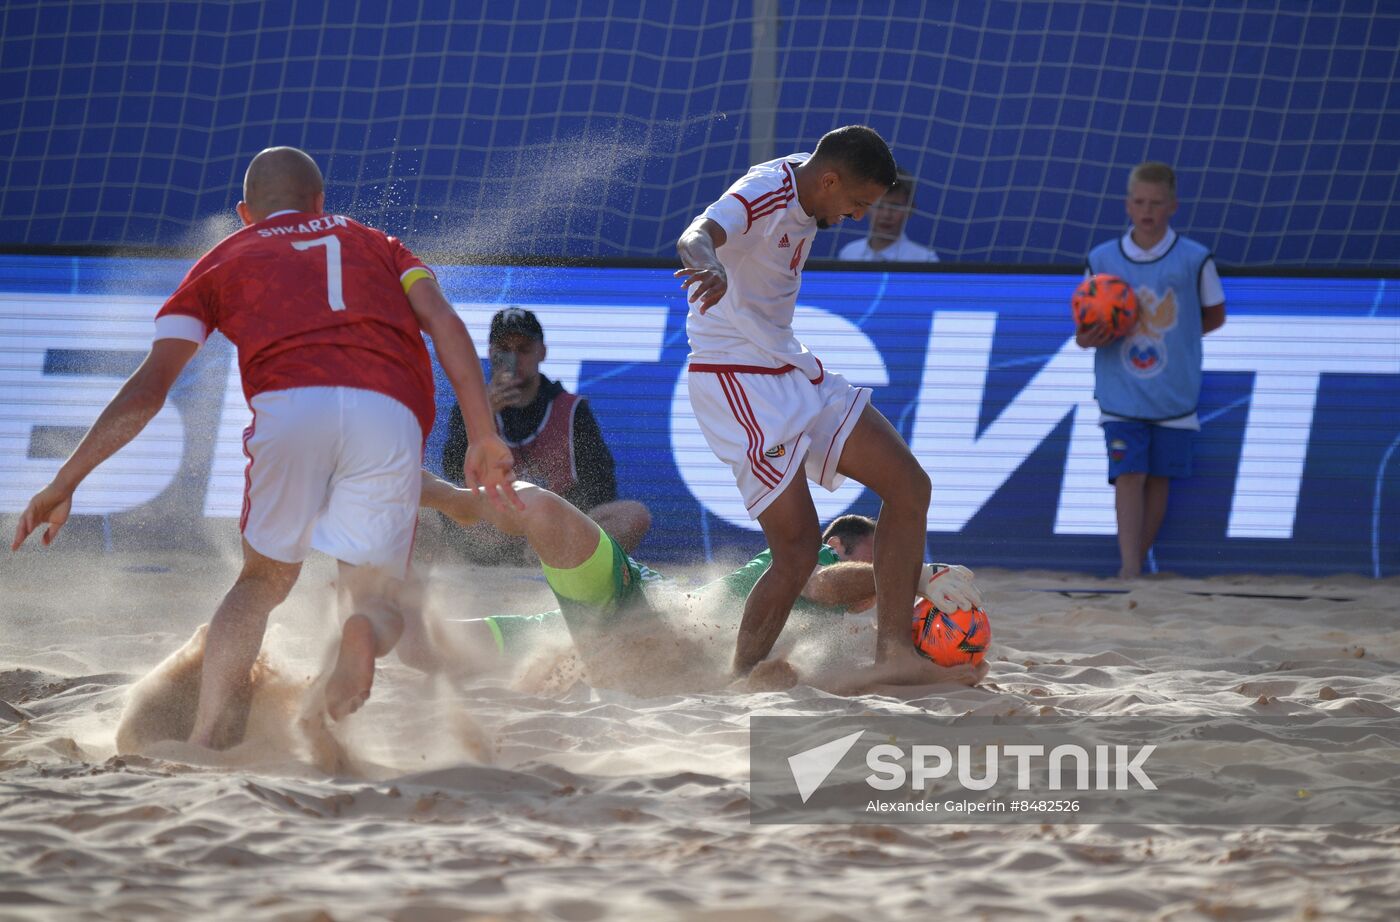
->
[[180, 210, 243, 254], [108, 573, 500, 779], [79, 112, 762, 776], [113, 622, 349, 773], [408, 567, 896, 701], [402, 114, 730, 260]]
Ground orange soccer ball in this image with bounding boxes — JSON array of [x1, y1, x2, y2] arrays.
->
[[1071, 273, 1138, 339], [911, 598, 991, 667]]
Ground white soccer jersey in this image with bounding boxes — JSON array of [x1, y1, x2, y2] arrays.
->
[[687, 153, 822, 380]]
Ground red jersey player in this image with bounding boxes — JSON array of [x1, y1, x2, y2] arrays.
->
[[11, 147, 520, 746]]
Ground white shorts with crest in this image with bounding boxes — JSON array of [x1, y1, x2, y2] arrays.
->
[[687, 361, 871, 519]]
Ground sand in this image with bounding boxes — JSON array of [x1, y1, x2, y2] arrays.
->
[[3, 545, 1400, 921]]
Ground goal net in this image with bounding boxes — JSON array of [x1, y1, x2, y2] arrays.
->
[[1, 0, 1395, 265]]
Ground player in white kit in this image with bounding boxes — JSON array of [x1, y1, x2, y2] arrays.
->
[[676, 126, 950, 688]]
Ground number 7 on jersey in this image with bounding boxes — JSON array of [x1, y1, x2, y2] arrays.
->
[[291, 235, 346, 311]]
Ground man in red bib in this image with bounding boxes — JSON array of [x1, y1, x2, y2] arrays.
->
[[11, 147, 520, 747], [442, 307, 652, 563]]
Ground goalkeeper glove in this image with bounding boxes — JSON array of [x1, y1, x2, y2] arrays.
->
[[918, 563, 983, 614]]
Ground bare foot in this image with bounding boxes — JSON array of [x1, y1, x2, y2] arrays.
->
[[828, 647, 989, 695], [731, 658, 800, 693], [881, 650, 987, 687], [324, 614, 377, 721]]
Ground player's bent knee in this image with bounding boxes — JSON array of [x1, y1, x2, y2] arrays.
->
[[873, 458, 929, 509], [862, 452, 930, 509], [516, 482, 574, 528], [477, 480, 545, 533]]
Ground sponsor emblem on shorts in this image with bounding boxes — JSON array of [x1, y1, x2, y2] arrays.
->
[[1109, 438, 1127, 462], [765, 443, 786, 458], [777, 234, 791, 249]]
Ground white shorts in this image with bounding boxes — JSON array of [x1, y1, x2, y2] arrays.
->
[[687, 362, 871, 518], [241, 387, 423, 574]]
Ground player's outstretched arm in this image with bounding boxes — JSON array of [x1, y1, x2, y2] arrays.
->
[[802, 561, 877, 611], [11, 338, 198, 550], [674, 217, 728, 313], [405, 276, 522, 511], [802, 560, 984, 614]]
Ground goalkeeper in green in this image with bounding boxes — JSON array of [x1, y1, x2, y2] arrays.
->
[[406, 472, 986, 691]]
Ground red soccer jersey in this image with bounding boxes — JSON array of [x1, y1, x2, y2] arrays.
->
[[157, 212, 437, 438]]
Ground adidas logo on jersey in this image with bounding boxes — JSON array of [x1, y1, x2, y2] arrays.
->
[[777, 234, 791, 248], [765, 444, 786, 458]]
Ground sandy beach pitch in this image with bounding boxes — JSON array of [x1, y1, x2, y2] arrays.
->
[[3, 543, 1399, 921]]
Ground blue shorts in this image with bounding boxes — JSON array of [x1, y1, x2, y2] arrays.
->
[[1102, 420, 1194, 484]]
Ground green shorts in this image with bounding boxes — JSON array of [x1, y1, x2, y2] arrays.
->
[[481, 525, 655, 655]]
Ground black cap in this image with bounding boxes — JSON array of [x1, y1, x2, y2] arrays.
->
[[489, 307, 544, 345]]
